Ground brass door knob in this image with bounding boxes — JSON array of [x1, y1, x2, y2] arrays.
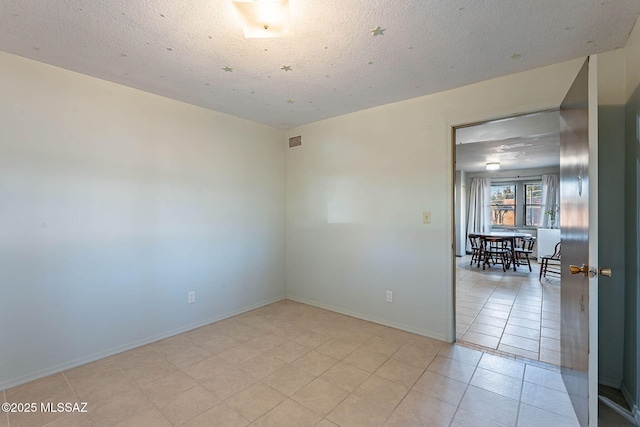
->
[[599, 268, 612, 277], [569, 264, 589, 276]]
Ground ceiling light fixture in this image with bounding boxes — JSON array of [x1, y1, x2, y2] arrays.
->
[[486, 162, 500, 171], [232, 0, 290, 39]]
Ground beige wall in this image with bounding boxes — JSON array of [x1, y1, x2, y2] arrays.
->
[[0, 52, 286, 389], [286, 58, 584, 340]]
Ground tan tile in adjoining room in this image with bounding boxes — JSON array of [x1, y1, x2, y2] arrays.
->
[[180, 403, 249, 427], [72, 369, 137, 403], [517, 403, 580, 427], [539, 348, 561, 365], [316, 337, 360, 360], [292, 350, 338, 377], [262, 364, 315, 396], [155, 385, 219, 426], [316, 419, 339, 427], [426, 356, 477, 384], [497, 344, 538, 360], [506, 316, 540, 329], [541, 327, 561, 340], [327, 394, 392, 427], [467, 322, 504, 337], [375, 358, 425, 388], [240, 352, 288, 379], [343, 348, 389, 373], [540, 336, 560, 351], [88, 388, 153, 427], [139, 370, 198, 404], [449, 408, 505, 427], [114, 407, 172, 427], [320, 362, 371, 393], [388, 390, 457, 427], [469, 368, 523, 399], [63, 359, 121, 391], [504, 324, 540, 340], [351, 375, 408, 411], [478, 308, 509, 320], [524, 365, 565, 392], [266, 340, 310, 363], [477, 353, 525, 379], [460, 331, 500, 349], [459, 385, 519, 427], [182, 356, 233, 382], [412, 370, 468, 406], [225, 382, 286, 422], [200, 366, 258, 400], [359, 335, 406, 357], [473, 315, 507, 328], [254, 399, 322, 427], [391, 344, 438, 369], [291, 378, 349, 416], [500, 333, 539, 353], [520, 382, 577, 420], [6, 374, 71, 403], [44, 413, 91, 427]]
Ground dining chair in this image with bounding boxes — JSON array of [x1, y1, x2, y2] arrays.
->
[[514, 236, 536, 272], [481, 237, 511, 272], [468, 234, 483, 266], [539, 241, 561, 280]]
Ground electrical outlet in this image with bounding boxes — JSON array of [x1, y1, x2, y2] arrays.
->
[[188, 291, 196, 304], [423, 211, 431, 224], [386, 290, 393, 303]]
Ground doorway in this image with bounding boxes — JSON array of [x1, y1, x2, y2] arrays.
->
[[453, 110, 562, 365]]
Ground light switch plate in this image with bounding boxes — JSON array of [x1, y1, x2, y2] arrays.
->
[[423, 211, 431, 224]]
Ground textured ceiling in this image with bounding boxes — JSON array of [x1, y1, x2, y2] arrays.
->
[[455, 111, 560, 173], [1, 1, 639, 130]]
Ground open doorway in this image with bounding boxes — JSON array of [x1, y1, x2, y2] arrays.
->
[[453, 110, 562, 365]]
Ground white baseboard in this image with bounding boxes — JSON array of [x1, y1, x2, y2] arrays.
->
[[599, 376, 622, 389], [285, 295, 446, 342], [1, 295, 285, 391], [620, 382, 640, 426]]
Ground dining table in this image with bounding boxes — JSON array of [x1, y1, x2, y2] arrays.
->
[[471, 231, 533, 271]]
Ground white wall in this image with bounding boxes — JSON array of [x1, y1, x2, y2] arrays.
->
[[0, 52, 286, 389], [623, 14, 640, 413], [597, 48, 627, 389], [285, 59, 584, 341]]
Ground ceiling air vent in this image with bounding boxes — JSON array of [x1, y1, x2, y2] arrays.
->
[[289, 135, 302, 148]]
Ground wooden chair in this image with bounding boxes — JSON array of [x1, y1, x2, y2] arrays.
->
[[514, 237, 536, 272], [481, 237, 511, 272], [468, 234, 483, 266], [539, 241, 561, 280]]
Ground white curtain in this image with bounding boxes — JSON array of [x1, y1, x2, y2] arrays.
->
[[466, 178, 492, 252], [540, 174, 560, 228]]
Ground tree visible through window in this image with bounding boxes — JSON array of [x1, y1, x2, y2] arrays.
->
[[525, 183, 542, 226], [491, 184, 516, 226]]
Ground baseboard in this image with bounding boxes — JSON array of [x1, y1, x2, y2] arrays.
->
[[599, 376, 622, 389], [0, 295, 286, 391], [620, 382, 640, 426], [285, 295, 446, 342]]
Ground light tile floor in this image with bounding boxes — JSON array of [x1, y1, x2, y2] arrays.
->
[[456, 255, 561, 365], [1, 300, 580, 426]]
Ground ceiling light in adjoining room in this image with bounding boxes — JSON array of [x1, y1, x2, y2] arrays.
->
[[486, 162, 500, 171], [232, 0, 290, 38]]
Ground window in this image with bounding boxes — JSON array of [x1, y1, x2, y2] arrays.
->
[[491, 184, 516, 226], [524, 183, 542, 226], [489, 179, 543, 228]]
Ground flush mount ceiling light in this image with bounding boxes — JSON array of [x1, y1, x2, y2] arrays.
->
[[232, 0, 290, 38], [486, 162, 500, 171]]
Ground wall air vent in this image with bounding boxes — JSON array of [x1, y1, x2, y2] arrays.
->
[[289, 135, 302, 148]]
